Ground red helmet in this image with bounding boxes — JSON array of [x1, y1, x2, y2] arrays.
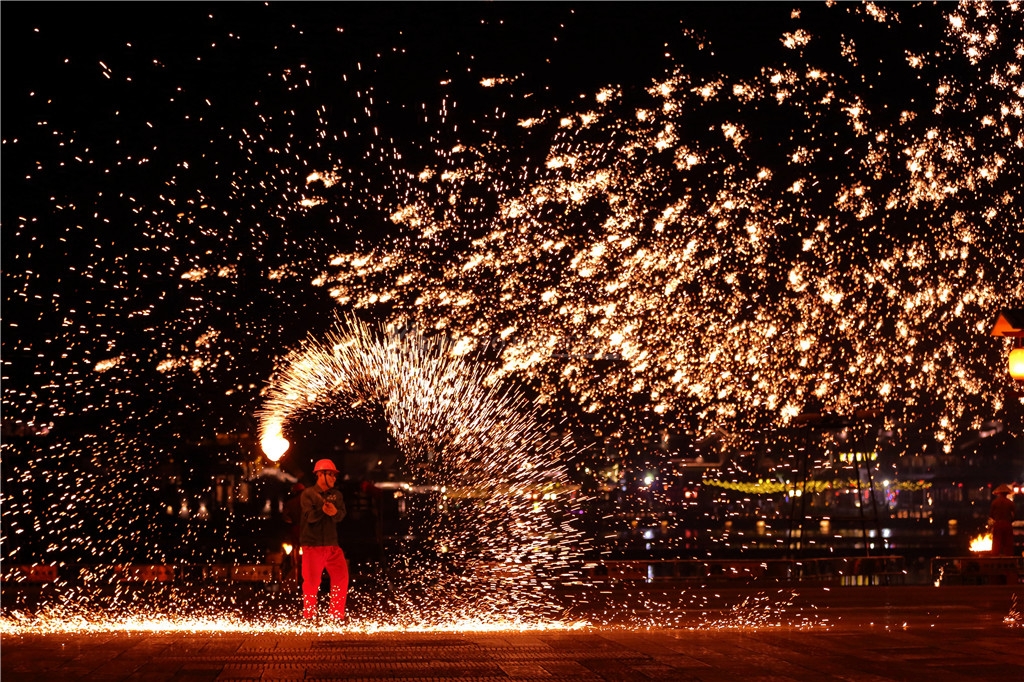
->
[[313, 459, 338, 474]]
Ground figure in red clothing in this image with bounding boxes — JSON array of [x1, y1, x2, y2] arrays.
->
[[300, 459, 349, 621], [989, 484, 1016, 557]]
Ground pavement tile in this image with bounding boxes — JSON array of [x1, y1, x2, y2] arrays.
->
[[305, 662, 507, 678], [538, 660, 598, 677], [832, 673, 902, 682], [834, 660, 945, 682], [165, 640, 218, 653], [947, 662, 1024, 678], [678, 671, 790, 682], [596, 634, 680, 656], [137, 659, 185, 674], [666, 646, 745, 668], [259, 665, 305, 679], [977, 650, 1024, 667], [537, 634, 615, 650], [1, 675, 61, 682], [122, 673, 180, 682], [1, 654, 75, 672], [167, 672, 221, 682], [466, 637, 513, 647], [578, 657, 657, 682], [78, 645, 136, 661], [215, 665, 262, 679], [496, 636, 549, 648], [57, 664, 115, 678], [648, 653, 718, 670], [717, 651, 809, 673], [178, 662, 229, 676], [93, 658, 150, 676], [271, 634, 315, 650], [782, 655, 872, 675], [498, 663, 553, 678], [655, 641, 724, 658], [239, 635, 280, 650], [647, 659, 753, 679], [201, 638, 247, 653]]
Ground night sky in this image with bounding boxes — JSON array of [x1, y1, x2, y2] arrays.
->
[[3, 3, 757, 431], [3, 3, 1023, 565]]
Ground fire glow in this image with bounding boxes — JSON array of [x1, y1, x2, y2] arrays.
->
[[970, 533, 994, 553]]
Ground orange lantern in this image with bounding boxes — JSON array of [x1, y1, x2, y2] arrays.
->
[[1010, 342, 1024, 382], [990, 309, 1024, 383]]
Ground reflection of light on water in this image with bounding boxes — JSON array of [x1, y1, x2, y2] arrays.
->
[[970, 532, 993, 553]]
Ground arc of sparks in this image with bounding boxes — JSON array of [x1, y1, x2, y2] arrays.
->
[[258, 315, 565, 484], [256, 316, 579, 604]]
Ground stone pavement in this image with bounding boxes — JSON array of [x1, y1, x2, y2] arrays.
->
[[2, 586, 1022, 681]]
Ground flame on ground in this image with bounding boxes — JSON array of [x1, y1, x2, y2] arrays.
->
[[969, 533, 993, 553]]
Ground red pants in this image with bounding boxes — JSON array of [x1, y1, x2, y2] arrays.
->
[[301, 545, 349, 620]]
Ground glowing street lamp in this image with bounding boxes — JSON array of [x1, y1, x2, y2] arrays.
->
[[990, 308, 1024, 382]]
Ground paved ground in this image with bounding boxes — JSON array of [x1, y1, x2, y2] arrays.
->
[[2, 585, 1022, 681]]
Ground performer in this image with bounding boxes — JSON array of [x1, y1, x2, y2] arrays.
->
[[300, 459, 348, 620]]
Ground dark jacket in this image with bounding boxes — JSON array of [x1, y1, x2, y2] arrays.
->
[[300, 484, 346, 547]]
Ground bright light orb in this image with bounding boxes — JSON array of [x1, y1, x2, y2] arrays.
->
[[261, 431, 290, 462], [1008, 346, 1024, 381]]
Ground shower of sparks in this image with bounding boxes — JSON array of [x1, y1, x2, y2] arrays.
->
[[2, 2, 1023, 631], [1007, 593, 1023, 627], [318, 5, 1023, 452], [693, 590, 821, 630], [257, 315, 581, 619]]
